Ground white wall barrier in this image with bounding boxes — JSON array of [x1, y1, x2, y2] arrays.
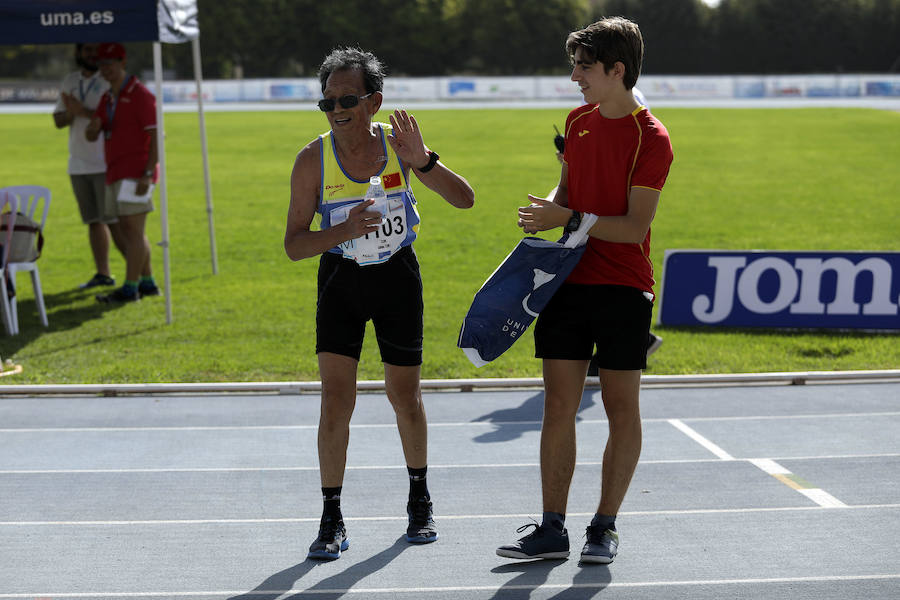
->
[[3, 74, 899, 104], [161, 73, 900, 104]]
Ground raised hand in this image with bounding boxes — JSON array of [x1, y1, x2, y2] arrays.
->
[[387, 109, 429, 170]]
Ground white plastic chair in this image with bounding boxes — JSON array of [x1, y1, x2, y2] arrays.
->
[[0, 185, 50, 334], [0, 191, 17, 335]]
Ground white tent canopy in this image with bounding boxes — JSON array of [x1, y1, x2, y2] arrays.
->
[[0, 0, 219, 323]]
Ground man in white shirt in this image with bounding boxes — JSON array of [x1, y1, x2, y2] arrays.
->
[[53, 43, 122, 289]]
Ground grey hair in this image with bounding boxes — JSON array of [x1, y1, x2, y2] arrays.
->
[[318, 47, 386, 94]]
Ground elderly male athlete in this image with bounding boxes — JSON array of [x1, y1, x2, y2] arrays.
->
[[284, 47, 474, 561]]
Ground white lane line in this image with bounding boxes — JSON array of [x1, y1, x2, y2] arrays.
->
[[2, 573, 899, 597], [666, 420, 847, 508], [1, 503, 896, 526], [748, 458, 848, 508], [799, 488, 849, 508], [2, 410, 898, 433], [3, 452, 898, 475], [680, 411, 900, 422], [667, 419, 736, 460], [762, 452, 900, 461], [748, 458, 791, 474]]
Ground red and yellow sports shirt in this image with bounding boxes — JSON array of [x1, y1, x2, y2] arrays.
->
[[562, 104, 673, 294]]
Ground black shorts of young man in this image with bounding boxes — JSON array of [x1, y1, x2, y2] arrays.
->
[[534, 283, 653, 371], [316, 245, 424, 366]]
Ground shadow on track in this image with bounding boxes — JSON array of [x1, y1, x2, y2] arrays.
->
[[229, 536, 411, 600], [472, 391, 597, 443]]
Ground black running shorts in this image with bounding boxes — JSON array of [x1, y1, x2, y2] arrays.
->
[[534, 283, 653, 370], [316, 245, 424, 366]]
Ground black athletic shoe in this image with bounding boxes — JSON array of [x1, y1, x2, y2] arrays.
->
[[138, 281, 161, 297], [80, 273, 115, 289], [96, 286, 139, 303], [406, 496, 438, 543], [580, 524, 618, 564], [496, 522, 570, 560], [307, 515, 348, 560]]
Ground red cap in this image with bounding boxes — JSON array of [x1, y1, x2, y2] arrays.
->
[[97, 42, 126, 61]]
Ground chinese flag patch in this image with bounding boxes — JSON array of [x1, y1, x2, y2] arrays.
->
[[382, 172, 402, 189]]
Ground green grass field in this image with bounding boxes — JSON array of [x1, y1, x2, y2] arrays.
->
[[0, 106, 898, 383]]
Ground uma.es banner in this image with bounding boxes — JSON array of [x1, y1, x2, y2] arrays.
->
[[0, 0, 197, 44]]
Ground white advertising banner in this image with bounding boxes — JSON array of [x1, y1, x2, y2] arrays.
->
[[536, 76, 582, 100], [384, 77, 441, 101], [267, 79, 319, 101], [64, 74, 897, 106], [439, 77, 537, 100], [639, 75, 734, 99]]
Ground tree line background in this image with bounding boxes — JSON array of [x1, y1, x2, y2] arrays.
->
[[2, 0, 899, 81]]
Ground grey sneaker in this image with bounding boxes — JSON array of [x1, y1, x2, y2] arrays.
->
[[496, 522, 569, 560], [580, 525, 618, 564], [307, 516, 348, 560]]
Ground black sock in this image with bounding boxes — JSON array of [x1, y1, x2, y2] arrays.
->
[[322, 486, 342, 521], [542, 511, 566, 533], [407, 466, 429, 500], [591, 513, 616, 532]]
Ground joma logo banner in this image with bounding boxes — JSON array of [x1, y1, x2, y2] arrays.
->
[[659, 250, 900, 330]]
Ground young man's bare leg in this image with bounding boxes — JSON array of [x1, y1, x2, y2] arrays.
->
[[580, 368, 642, 564], [496, 359, 587, 560], [596, 368, 642, 516], [540, 358, 589, 516]]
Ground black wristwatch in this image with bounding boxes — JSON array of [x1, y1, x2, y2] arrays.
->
[[564, 210, 582, 233], [417, 150, 440, 173]]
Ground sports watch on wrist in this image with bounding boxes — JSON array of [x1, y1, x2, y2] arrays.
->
[[417, 151, 439, 173], [564, 210, 582, 233]]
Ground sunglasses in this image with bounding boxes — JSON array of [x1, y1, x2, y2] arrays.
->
[[317, 93, 373, 112]]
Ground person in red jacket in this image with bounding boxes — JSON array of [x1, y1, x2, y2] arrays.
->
[[497, 16, 673, 565], [86, 42, 160, 303]]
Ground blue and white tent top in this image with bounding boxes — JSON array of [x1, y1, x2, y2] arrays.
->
[[0, 0, 198, 44]]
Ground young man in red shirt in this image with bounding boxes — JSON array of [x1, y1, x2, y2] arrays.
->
[[86, 42, 160, 303], [497, 17, 673, 564]]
